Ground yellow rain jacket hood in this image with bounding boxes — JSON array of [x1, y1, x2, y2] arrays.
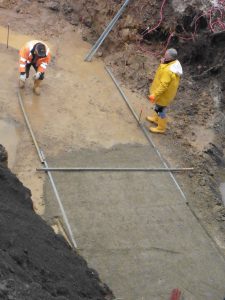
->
[[150, 60, 183, 107]]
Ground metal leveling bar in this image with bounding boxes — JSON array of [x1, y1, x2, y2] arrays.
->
[[17, 91, 78, 249], [40, 151, 78, 249], [84, 0, 132, 61], [37, 167, 194, 172], [18, 91, 44, 163], [105, 67, 188, 204]]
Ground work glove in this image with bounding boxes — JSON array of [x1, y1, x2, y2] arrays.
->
[[33, 72, 41, 80], [149, 94, 155, 103], [19, 73, 26, 82]]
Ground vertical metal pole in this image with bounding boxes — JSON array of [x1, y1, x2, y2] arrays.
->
[[7, 23, 9, 49]]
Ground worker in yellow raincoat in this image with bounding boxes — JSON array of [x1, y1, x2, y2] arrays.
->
[[146, 48, 183, 133]]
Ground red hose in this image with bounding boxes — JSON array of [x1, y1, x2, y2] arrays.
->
[[137, 0, 225, 56], [143, 0, 168, 37], [170, 288, 181, 300]]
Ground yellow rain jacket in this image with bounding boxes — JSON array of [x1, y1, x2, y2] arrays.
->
[[150, 60, 183, 107]]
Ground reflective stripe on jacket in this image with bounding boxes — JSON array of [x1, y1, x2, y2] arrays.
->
[[150, 60, 183, 107], [19, 40, 51, 73]]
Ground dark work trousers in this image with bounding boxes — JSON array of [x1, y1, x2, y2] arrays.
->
[[25, 64, 44, 80], [154, 104, 167, 118]]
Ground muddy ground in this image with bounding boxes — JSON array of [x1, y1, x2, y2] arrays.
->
[[0, 0, 225, 298]]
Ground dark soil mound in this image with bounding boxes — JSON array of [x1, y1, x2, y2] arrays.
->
[[0, 166, 113, 300]]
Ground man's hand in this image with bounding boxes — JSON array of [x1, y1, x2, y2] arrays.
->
[[19, 73, 26, 82], [149, 94, 155, 103], [33, 72, 41, 80]]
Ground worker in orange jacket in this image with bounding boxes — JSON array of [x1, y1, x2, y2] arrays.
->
[[19, 40, 51, 95], [147, 48, 183, 133]]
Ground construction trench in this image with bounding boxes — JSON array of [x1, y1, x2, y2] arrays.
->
[[1, 0, 225, 299]]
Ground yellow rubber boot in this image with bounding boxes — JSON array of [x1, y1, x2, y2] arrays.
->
[[146, 112, 158, 125], [33, 80, 41, 95], [149, 117, 167, 133]]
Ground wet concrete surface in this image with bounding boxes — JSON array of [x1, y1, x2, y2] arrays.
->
[[0, 119, 21, 168], [0, 13, 225, 300], [0, 22, 146, 214], [44, 145, 225, 300]]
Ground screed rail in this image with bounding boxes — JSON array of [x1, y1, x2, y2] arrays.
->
[[105, 66, 188, 204], [84, 0, 132, 61], [17, 91, 78, 249], [18, 91, 44, 163], [37, 167, 193, 172]]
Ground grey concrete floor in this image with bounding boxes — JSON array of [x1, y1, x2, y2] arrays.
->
[[44, 144, 225, 300]]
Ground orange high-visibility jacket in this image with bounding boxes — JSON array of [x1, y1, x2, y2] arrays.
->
[[19, 40, 51, 73]]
